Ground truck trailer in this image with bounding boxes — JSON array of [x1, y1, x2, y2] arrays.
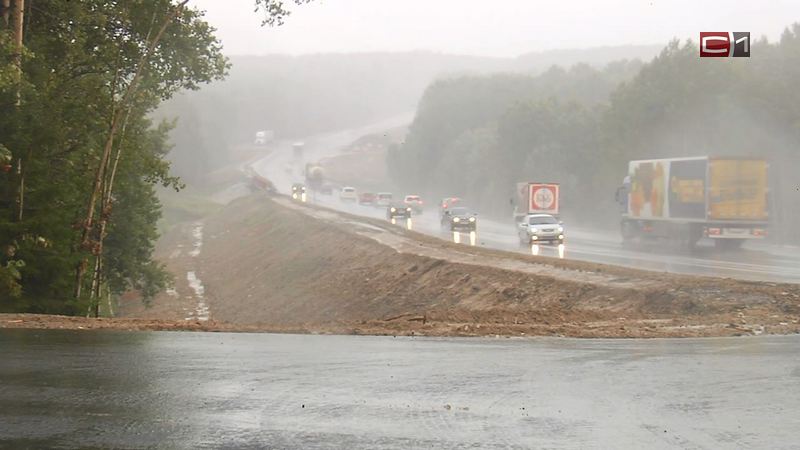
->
[[616, 156, 769, 249]]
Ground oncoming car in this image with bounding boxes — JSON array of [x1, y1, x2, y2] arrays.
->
[[291, 183, 307, 202], [387, 203, 413, 229], [386, 203, 412, 221], [518, 214, 564, 246], [441, 206, 477, 232]]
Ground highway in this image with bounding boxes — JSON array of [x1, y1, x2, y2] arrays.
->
[[249, 118, 800, 284]]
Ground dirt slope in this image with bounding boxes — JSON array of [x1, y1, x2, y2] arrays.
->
[[133, 193, 800, 338]]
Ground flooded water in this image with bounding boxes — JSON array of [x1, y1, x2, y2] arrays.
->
[[1, 330, 799, 449]]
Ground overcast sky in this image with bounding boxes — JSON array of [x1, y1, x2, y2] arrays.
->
[[189, 0, 799, 57]]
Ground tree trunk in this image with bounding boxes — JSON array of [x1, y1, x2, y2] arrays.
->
[[2, 0, 10, 27], [12, 0, 24, 221], [75, 0, 188, 301]]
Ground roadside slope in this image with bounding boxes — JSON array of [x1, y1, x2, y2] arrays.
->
[[188, 194, 799, 337]]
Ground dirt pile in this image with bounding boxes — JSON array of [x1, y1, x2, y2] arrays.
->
[[180, 194, 800, 337]]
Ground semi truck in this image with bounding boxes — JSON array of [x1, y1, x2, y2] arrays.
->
[[615, 156, 769, 249], [512, 182, 560, 223], [304, 163, 324, 191]]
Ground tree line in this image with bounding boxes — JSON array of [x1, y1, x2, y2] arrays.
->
[[388, 29, 800, 243], [0, 0, 304, 313]]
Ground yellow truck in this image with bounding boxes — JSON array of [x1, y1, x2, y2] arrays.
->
[[615, 157, 769, 249]]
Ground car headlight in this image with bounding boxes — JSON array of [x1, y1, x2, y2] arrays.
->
[[558, 226, 564, 233], [469, 217, 476, 222], [558, 234, 564, 240], [406, 207, 411, 212], [453, 217, 461, 223], [531, 235, 539, 240], [390, 207, 396, 212]]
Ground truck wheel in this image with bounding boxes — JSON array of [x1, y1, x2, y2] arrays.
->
[[686, 225, 703, 251], [715, 239, 744, 251], [620, 220, 638, 243]]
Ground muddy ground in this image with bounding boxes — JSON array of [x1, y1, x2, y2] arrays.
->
[[5, 191, 799, 337], [44, 194, 781, 337]]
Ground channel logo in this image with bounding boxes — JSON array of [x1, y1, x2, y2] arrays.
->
[[700, 32, 750, 57]]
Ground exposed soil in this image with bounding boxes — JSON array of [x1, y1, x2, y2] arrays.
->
[[6, 193, 799, 337], [148, 195, 800, 337]]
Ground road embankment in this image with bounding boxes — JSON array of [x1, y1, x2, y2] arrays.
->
[[178, 194, 800, 337], [6, 193, 799, 337]]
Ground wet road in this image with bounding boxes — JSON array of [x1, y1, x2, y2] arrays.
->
[[249, 121, 800, 284], [1, 329, 799, 449]]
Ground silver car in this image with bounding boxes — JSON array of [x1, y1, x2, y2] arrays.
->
[[518, 214, 564, 245]]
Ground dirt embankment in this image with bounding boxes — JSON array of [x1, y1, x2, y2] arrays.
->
[[147, 194, 800, 337], [6, 193, 799, 337]]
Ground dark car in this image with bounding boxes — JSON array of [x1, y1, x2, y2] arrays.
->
[[387, 203, 412, 221], [291, 183, 307, 202], [441, 206, 477, 231]]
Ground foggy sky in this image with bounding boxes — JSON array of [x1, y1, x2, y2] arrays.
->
[[189, 0, 799, 57]]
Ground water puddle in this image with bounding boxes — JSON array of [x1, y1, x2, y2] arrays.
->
[[186, 271, 209, 321], [184, 222, 209, 321], [189, 222, 203, 257]]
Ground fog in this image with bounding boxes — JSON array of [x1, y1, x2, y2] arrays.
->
[[162, 1, 800, 244], [190, 0, 796, 56]]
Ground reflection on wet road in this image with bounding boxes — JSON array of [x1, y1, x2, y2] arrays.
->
[[1, 330, 799, 448]]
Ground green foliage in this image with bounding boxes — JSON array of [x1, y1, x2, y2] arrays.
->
[[0, 1, 226, 313], [254, 0, 315, 26]]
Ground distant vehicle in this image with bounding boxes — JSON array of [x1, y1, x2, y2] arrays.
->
[[517, 214, 564, 246], [616, 156, 769, 250], [404, 195, 424, 213], [359, 192, 376, 205], [386, 203, 412, 221], [340, 186, 357, 202], [441, 206, 477, 232], [292, 142, 305, 159], [254, 130, 275, 145], [304, 163, 324, 191], [439, 197, 462, 216], [387, 203, 413, 229], [513, 182, 560, 223], [376, 192, 393, 207], [291, 183, 307, 203]]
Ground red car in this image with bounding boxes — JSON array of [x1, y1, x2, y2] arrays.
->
[[359, 192, 376, 205], [440, 197, 461, 212]]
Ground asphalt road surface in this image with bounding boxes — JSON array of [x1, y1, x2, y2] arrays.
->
[[1, 329, 798, 449], [249, 119, 800, 284]]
